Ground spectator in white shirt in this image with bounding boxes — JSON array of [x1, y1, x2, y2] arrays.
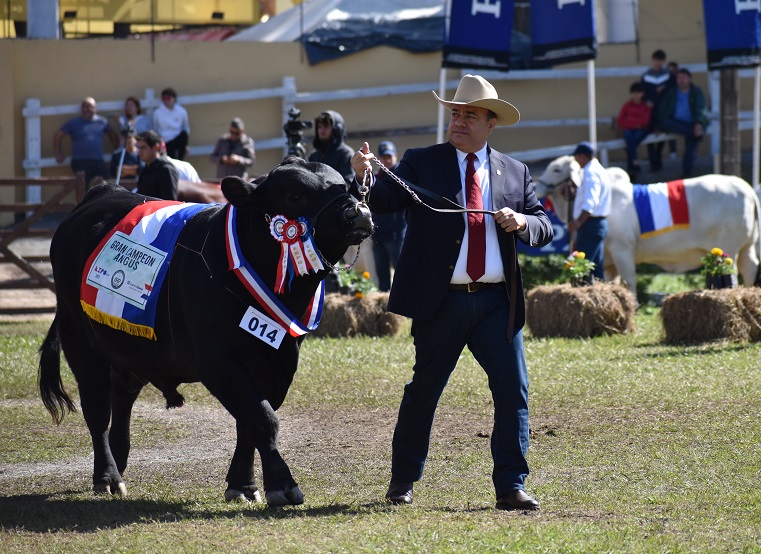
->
[[153, 87, 190, 160]]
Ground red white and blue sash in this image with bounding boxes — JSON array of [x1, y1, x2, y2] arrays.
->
[[225, 204, 324, 338], [632, 180, 690, 238], [80, 201, 211, 340]]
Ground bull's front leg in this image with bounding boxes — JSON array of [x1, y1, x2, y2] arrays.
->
[[224, 421, 263, 504], [248, 399, 303, 507], [204, 372, 303, 507]]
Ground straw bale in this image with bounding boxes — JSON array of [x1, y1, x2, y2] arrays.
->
[[311, 292, 405, 338], [526, 282, 636, 338], [661, 287, 761, 343]]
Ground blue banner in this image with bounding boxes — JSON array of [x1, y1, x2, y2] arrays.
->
[[517, 198, 569, 256], [442, 0, 515, 71], [530, 0, 597, 68], [703, 0, 761, 69]]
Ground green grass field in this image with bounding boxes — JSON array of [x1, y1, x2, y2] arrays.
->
[[1, 308, 760, 553]]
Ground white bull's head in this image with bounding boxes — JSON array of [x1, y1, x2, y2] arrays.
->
[[534, 155, 582, 198], [534, 155, 583, 224]]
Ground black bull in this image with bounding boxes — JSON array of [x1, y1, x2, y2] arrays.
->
[[38, 157, 373, 506]]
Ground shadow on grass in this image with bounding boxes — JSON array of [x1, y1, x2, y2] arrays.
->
[[0, 493, 368, 533], [635, 342, 753, 355]]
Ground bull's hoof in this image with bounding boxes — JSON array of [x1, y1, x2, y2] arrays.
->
[[265, 485, 304, 507], [93, 482, 127, 496], [225, 487, 263, 504]]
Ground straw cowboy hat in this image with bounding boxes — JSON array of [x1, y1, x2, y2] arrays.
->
[[432, 74, 520, 126]]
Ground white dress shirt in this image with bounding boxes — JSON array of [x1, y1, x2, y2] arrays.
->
[[450, 145, 505, 284], [573, 157, 611, 219]]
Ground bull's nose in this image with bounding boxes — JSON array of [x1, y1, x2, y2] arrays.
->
[[343, 202, 373, 234], [343, 202, 371, 221]]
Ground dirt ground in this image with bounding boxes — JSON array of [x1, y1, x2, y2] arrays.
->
[[0, 395, 495, 503]]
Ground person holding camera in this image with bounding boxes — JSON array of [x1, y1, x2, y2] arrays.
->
[[210, 117, 256, 181], [283, 107, 312, 160], [308, 110, 355, 184]]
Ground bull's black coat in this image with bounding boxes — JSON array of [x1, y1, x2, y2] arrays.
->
[[39, 157, 373, 505]]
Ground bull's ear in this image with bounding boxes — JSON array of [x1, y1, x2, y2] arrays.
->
[[221, 175, 260, 207]]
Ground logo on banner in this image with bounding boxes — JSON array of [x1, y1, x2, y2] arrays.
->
[[735, 0, 761, 15], [442, 0, 514, 71], [85, 231, 167, 309]]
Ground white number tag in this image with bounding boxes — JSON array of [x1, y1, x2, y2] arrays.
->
[[239, 306, 287, 349]]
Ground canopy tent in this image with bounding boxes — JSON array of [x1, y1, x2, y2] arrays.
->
[[227, 0, 529, 67]]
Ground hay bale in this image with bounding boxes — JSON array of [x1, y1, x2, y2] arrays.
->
[[526, 282, 636, 338], [661, 288, 761, 343], [311, 292, 405, 338]]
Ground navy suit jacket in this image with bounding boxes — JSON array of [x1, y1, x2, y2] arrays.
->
[[363, 141, 553, 334]]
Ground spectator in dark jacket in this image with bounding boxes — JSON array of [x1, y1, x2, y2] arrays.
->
[[641, 49, 673, 172], [655, 68, 708, 178], [210, 117, 256, 180], [308, 110, 355, 184], [136, 130, 179, 200]]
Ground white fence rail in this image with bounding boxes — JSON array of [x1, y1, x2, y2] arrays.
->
[[22, 63, 759, 199]]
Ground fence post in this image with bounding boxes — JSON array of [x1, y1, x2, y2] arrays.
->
[[144, 87, 156, 117], [709, 70, 721, 173], [75, 171, 86, 202], [599, 146, 609, 167], [282, 76, 297, 158], [24, 98, 42, 210]]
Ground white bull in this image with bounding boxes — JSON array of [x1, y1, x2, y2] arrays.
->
[[534, 155, 761, 296]]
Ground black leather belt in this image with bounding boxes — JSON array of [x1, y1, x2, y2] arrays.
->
[[449, 282, 504, 292]]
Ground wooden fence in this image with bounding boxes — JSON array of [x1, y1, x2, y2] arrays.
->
[[0, 173, 85, 313]]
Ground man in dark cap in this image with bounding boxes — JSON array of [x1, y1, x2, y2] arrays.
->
[[210, 117, 256, 180], [371, 140, 406, 291], [566, 142, 611, 280]]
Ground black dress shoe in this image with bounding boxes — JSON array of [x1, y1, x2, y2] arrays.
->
[[496, 490, 540, 511], [385, 480, 413, 505]]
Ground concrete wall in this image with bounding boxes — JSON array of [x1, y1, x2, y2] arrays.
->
[[0, 0, 753, 215]]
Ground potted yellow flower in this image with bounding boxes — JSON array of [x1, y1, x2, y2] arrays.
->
[[336, 268, 377, 298], [702, 247, 738, 289], [563, 250, 596, 287]]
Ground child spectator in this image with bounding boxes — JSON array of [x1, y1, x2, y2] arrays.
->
[[617, 82, 652, 180]]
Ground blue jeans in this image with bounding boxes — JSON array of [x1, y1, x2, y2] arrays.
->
[[623, 129, 649, 170], [71, 159, 108, 190], [575, 217, 608, 280], [658, 118, 703, 176], [390, 286, 530, 497], [372, 238, 403, 292]]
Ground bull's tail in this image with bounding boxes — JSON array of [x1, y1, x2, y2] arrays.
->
[[38, 316, 77, 424]]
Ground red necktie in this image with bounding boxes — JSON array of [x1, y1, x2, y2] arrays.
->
[[466, 153, 485, 281]]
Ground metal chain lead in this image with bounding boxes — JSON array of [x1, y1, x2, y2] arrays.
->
[[370, 157, 496, 216]]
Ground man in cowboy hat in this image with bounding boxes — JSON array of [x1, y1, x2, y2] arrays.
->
[[351, 74, 553, 510]]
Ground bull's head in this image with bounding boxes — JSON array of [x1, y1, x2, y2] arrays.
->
[[532, 155, 584, 225], [221, 157, 373, 265], [534, 155, 582, 199]]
